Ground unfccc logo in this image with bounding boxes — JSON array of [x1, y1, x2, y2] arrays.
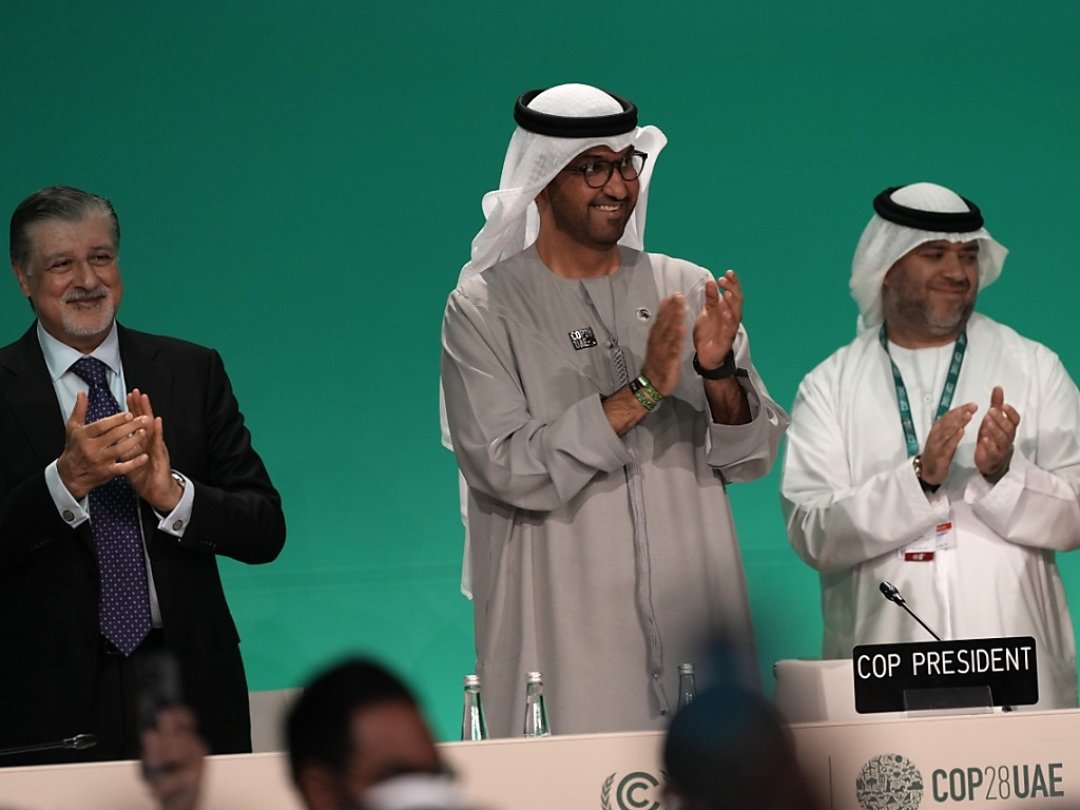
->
[[601, 771, 661, 810], [857, 754, 924, 810]]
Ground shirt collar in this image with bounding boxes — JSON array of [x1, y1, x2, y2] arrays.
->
[[37, 321, 122, 382]]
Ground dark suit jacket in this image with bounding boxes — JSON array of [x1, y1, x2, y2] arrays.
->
[[0, 323, 286, 760]]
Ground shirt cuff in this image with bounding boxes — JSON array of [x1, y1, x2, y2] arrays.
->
[[154, 470, 194, 537], [44, 459, 90, 528]]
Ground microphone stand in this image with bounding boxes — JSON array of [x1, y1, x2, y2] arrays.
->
[[879, 581, 943, 642], [878, 581, 1011, 712], [0, 734, 97, 758]]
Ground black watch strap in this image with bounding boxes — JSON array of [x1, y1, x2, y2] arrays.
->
[[693, 350, 737, 380]]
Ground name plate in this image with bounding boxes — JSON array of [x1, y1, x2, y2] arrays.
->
[[852, 637, 1038, 713]]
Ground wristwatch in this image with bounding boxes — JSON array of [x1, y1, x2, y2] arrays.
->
[[693, 350, 737, 380], [912, 455, 939, 493]]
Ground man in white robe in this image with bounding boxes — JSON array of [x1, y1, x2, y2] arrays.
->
[[441, 84, 787, 736], [781, 182, 1080, 708]]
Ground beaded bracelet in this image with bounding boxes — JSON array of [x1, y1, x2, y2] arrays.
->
[[629, 374, 663, 411], [638, 375, 663, 403]]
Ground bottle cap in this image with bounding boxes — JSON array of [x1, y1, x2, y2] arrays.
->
[[678, 662, 695, 674], [464, 674, 481, 687], [526, 671, 543, 683]]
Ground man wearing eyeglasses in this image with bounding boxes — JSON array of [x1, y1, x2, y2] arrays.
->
[[441, 84, 787, 736]]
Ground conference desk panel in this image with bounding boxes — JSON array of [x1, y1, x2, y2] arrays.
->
[[3, 710, 1080, 809], [793, 708, 1080, 809]]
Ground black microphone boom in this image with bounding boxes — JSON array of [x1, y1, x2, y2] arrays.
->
[[878, 580, 943, 642], [0, 733, 97, 758]]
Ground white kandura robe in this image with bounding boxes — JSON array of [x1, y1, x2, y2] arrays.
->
[[441, 245, 787, 736], [781, 312, 1080, 708]]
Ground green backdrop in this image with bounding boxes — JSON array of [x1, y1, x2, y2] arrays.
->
[[2, 1, 1078, 742]]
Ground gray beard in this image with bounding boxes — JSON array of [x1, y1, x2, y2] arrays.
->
[[61, 300, 115, 338]]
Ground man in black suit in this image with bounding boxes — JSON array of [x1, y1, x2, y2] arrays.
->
[[0, 185, 286, 764]]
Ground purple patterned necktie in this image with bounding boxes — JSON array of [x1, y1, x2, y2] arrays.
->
[[70, 357, 152, 656]]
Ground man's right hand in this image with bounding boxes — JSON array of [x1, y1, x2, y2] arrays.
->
[[56, 391, 151, 500], [640, 293, 687, 396], [918, 402, 978, 486]]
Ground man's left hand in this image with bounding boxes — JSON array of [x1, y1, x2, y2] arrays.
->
[[975, 386, 1021, 482], [693, 270, 743, 368], [125, 389, 183, 512]]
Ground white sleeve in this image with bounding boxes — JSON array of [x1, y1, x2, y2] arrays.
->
[[43, 459, 90, 528], [966, 353, 1080, 552], [780, 370, 949, 573], [704, 328, 789, 481]]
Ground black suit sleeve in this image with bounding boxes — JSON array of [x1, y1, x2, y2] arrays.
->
[[168, 348, 285, 565], [0, 334, 75, 566], [0, 470, 79, 564]]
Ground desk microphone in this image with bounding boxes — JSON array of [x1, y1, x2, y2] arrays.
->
[[879, 581, 944, 642], [0, 733, 97, 758]]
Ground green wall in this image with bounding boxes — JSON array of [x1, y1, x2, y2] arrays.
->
[[2, 2, 1078, 741]]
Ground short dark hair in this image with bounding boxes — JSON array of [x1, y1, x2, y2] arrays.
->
[[285, 657, 417, 786], [9, 185, 120, 269], [664, 685, 821, 810]]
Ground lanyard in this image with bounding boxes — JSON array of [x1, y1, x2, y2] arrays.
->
[[878, 326, 967, 458]]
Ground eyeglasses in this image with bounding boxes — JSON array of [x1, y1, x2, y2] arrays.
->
[[561, 151, 648, 188]]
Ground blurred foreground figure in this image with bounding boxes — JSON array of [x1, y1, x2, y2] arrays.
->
[[139, 658, 468, 810], [663, 684, 821, 810], [286, 658, 467, 810], [141, 707, 207, 810]]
